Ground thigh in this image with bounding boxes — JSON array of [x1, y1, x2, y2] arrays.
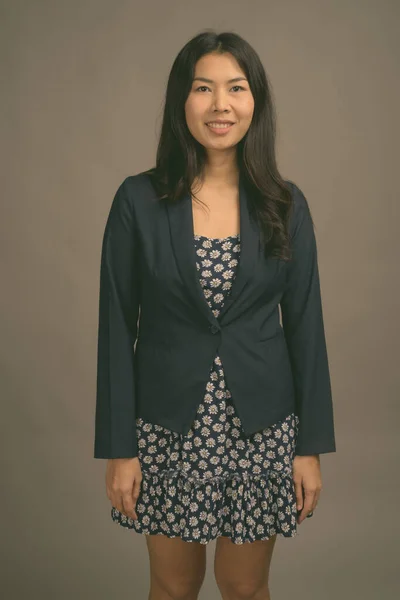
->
[[214, 534, 277, 591], [145, 533, 207, 598]]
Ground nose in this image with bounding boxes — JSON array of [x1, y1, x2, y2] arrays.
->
[[212, 89, 230, 112]]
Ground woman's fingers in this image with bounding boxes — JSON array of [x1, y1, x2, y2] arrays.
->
[[131, 476, 142, 518], [106, 458, 142, 520], [297, 487, 315, 524], [121, 475, 143, 520], [310, 486, 322, 513], [122, 486, 138, 520], [294, 477, 304, 510], [293, 455, 322, 524]]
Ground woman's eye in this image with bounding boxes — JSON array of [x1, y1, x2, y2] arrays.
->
[[195, 85, 245, 92]]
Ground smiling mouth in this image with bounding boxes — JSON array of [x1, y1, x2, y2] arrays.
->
[[205, 122, 235, 129]]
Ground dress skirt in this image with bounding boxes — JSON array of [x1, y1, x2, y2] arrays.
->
[[111, 233, 308, 545]]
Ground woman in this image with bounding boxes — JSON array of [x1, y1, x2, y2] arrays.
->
[[94, 30, 336, 599]]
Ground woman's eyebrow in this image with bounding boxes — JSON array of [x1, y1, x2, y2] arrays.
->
[[192, 76, 248, 84]]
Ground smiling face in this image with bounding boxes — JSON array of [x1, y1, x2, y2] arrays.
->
[[184, 52, 255, 155]]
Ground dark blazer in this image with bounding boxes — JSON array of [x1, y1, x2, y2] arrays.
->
[[94, 171, 336, 459]]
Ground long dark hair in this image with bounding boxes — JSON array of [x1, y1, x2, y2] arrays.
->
[[145, 29, 294, 261]]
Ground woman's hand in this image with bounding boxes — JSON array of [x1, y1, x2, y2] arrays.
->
[[293, 454, 322, 524], [106, 457, 142, 520]]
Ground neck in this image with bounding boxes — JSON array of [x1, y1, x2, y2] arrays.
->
[[199, 150, 240, 189]]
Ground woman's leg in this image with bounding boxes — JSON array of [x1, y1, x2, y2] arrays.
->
[[145, 533, 207, 600], [214, 534, 277, 600]]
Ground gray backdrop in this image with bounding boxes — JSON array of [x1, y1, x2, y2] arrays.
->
[[1, 0, 398, 598]]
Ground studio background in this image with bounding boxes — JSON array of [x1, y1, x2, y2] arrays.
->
[[1, 0, 398, 598]]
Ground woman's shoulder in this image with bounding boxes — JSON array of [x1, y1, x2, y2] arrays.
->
[[283, 179, 315, 237], [119, 168, 154, 192], [114, 169, 159, 210], [284, 179, 309, 210]]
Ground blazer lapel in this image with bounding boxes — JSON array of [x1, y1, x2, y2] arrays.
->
[[218, 177, 260, 321], [166, 174, 260, 326]]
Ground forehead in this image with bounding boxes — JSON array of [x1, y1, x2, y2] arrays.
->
[[193, 52, 246, 78]]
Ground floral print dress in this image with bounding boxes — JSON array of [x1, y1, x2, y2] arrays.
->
[[111, 233, 305, 545]]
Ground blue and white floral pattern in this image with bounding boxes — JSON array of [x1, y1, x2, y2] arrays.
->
[[111, 234, 304, 544]]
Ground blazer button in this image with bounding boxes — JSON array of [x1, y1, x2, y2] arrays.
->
[[210, 324, 220, 334]]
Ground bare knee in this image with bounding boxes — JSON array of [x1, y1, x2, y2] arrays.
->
[[146, 534, 206, 600], [214, 535, 275, 600], [150, 572, 205, 600], [216, 579, 270, 600]]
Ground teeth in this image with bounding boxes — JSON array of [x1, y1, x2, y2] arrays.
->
[[207, 123, 232, 128]]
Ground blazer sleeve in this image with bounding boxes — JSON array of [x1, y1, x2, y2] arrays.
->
[[94, 177, 140, 459], [280, 182, 336, 456]]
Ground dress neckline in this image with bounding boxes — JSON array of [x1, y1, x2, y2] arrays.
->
[[194, 233, 240, 242]]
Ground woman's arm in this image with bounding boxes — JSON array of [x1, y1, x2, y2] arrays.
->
[[94, 177, 141, 459], [280, 183, 336, 456]]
